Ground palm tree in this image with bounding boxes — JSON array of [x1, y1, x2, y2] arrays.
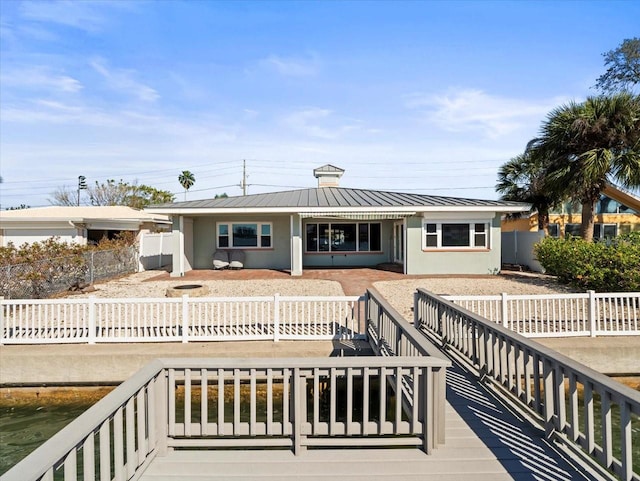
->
[[178, 170, 195, 201], [530, 93, 640, 241], [496, 151, 560, 234]]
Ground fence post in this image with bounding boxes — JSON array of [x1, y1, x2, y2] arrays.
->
[[292, 367, 306, 454], [90, 251, 95, 284], [501, 293, 509, 329], [154, 368, 168, 456], [88, 295, 96, 345], [273, 293, 280, 342], [138, 234, 145, 273], [413, 292, 420, 330], [182, 295, 189, 343], [588, 290, 597, 338], [0, 296, 4, 346], [543, 359, 556, 438], [5, 266, 10, 300], [158, 233, 165, 269]]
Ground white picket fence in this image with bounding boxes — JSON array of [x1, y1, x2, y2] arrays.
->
[[443, 291, 640, 338], [0, 295, 366, 345]]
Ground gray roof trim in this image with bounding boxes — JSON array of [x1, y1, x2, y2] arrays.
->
[[146, 187, 530, 214], [313, 164, 345, 174]]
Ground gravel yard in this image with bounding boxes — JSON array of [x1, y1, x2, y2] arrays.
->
[[71, 271, 345, 299], [373, 274, 577, 321], [69, 271, 575, 324]]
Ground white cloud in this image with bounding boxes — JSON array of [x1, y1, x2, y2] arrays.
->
[[2, 98, 237, 143], [406, 89, 565, 139], [0, 67, 83, 93], [243, 109, 259, 120], [259, 54, 320, 77], [20, 0, 110, 32], [90, 57, 159, 102], [282, 108, 361, 139]]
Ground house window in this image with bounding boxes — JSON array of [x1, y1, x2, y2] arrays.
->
[[425, 223, 437, 247], [565, 224, 581, 238], [423, 221, 490, 249], [305, 222, 382, 252], [548, 223, 560, 238], [217, 222, 272, 248], [473, 223, 487, 247], [594, 224, 617, 240], [565, 223, 617, 240]]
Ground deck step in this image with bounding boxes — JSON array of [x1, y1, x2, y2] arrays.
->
[[140, 449, 530, 480]]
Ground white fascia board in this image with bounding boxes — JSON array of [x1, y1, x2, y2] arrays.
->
[[145, 205, 529, 216], [0, 220, 80, 229], [85, 220, 142, 230], [423, 211, 495, 221], [419, 205, 530, 213]]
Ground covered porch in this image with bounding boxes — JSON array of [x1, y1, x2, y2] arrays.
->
[[170, 210, 414, 277]]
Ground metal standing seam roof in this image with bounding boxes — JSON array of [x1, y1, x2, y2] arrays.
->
[[146, 187, 530, 212]]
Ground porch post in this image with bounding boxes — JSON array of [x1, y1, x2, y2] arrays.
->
[[290, 214, 303, 276], [170, 215, 184, 277]]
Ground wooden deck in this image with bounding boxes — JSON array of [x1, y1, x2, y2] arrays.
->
[[139, 364, 605, 481]]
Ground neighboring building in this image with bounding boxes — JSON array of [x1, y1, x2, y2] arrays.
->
[[146, 165, 529, 276], [502, 184, 640, 239], [0, 206, 171, 247]]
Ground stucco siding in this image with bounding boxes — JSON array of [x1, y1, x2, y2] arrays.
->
[[406, 214, 502, 275], [1, 228, 81, 247], [192, 215, 292, 270], [502, 212, 640, 235]]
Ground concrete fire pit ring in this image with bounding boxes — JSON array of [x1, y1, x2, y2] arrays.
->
[[165, 284, 210, 298]]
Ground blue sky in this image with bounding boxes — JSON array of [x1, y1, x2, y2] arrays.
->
[[1, 0, 638, 208]]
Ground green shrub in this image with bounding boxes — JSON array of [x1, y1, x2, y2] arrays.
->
[[534, 233, 640, 292], [0, 235, 138, 299]]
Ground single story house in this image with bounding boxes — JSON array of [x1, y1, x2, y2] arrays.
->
[[146, 165, 529, 276], [0, 206, 171, 247], [502, 183, 640, 239]]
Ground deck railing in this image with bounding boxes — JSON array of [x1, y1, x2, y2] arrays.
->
[[415, 288, 640, 481], [0, 294, 366, 344], [1, 356, 450, 481], [444, 291, 640, 338], [366, 288, 451, 446]]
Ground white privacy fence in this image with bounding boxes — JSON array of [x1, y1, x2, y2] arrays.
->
[[444, 291, 640, 338], [138, 232, 173, 271], [0, 294, 366, 345]]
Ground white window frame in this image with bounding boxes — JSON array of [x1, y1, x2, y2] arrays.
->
[[594, 223, 617, 240], [422, 220, 491, 250], [216, 222, 273, 249]]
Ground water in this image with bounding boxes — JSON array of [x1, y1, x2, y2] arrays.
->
[[0, 387, 112, 476], [0, 402, 93, 476]]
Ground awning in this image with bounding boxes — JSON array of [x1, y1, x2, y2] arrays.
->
[[298, 211, 416, 220]]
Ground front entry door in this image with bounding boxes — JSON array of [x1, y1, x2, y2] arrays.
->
[[393, 221, 404, 264]]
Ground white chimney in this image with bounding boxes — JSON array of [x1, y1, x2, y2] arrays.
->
[[313, 164, 345, 188]]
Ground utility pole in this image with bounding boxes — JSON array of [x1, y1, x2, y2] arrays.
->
[[77, 175, 87, 206], [239, 159, 248, 195]]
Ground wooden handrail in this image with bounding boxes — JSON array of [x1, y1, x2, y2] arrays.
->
[[1, 356, 449, 481], [414, 288, 640, 481]]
